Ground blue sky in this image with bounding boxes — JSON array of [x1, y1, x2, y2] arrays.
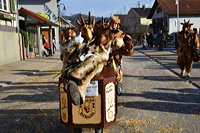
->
[[60, 0, 154, 17]]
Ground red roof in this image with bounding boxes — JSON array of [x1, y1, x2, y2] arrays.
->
[[148, 0, 200, 19], [159, 0, 200, 15], [18, 7, 58, 26]]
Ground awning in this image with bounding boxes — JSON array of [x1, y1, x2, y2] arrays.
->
[[18, 7, 58, 27]]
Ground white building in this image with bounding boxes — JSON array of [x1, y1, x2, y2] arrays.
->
[[0, 0, 20, 66], [18, 0, 60, 58], [147, 0, 200, 35]]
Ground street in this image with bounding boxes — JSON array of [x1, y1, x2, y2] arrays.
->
[[0, 47, 200, 133]]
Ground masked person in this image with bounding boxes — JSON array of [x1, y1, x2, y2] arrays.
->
[[108, 16, 134, 83]]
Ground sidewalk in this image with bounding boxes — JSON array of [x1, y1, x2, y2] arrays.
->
[[0, 51, 62, 87], [136, 46, 200, 88]]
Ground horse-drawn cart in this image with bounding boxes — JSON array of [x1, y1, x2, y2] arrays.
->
[[59, 66, 117, 132]]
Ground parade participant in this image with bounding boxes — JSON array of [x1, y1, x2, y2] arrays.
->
[[177, 20, 199, 77], [60, 13, 95, 70], [59, 27, 78, 69], [108, 16, 134, 83], [64, 18, 113, 105], [60, 27, 76, 45], [61, 16, 134, 105], [109, 16, 134, 57], [192, 28, 200, 62], [76, 12, 95, 43]]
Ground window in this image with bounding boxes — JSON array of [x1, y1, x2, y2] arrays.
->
[[0, 0, 9, 12], [156, 7, 162, 13]]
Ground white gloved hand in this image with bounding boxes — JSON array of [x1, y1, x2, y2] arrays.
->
[[75, 32, 84, 43]]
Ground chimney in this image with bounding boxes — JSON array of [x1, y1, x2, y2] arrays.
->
[[142, 5, 145, 10]]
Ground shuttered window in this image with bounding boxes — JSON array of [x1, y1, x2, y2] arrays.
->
[[0, 1, 2, 10], [0, 0, 9, 12], [10, 0, 16, 13]]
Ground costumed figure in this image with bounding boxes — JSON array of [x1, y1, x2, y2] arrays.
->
[[62, 17, 113, 105], [76, 12, 95, 43], [108, 16, 134, 85], [60, 13, 95, 70], [60, 27, 78, 68], [177, 20, 199, 77], [59, 15, 134, 106]]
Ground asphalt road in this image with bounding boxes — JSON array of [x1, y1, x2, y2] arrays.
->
[[0, 50, 199, 133]]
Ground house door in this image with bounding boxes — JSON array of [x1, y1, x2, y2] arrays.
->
[[42, 29, 50, 48]]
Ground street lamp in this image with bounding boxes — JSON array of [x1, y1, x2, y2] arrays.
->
[[58, 3, 66, 45], [176, 0, 180, 32], [58, 3, 66, 16]]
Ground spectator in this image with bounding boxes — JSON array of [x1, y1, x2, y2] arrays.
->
[[52, 37, 56, 54], [147, 32, 153, 47], [174, 33, 178, 50], [157, 29, 165, 50], [42, 35, 52, 56], [142, 33, 148, 50]]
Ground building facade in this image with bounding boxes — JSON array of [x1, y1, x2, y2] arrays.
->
[[0, 0, 20, 66], [124, 7, 152, 35], [148, 0, 200, 35], [18, 0, 59, 58]]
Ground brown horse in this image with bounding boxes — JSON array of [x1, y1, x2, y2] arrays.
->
[[177, 20, 199, 77]]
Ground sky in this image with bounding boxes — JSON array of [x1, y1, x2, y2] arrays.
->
[[60, 0, 154, 17]]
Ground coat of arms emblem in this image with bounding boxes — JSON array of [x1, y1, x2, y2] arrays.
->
[[78, 97, 96, 118]]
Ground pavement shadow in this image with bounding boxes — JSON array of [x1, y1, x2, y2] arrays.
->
[[0, 109, 70, 132], [123, 75, 183, 82], [11, 69, 60, 77], [153, 87, 200, 94], [120, 87, 200, 114], [12, 81, 58, 85], [124, 55, 148, 62], [118, 101, 200, 114], [0, 84, 58, 102]]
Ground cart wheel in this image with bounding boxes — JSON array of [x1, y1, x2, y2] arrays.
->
[[116, 81, 123, 95], [95, 128, 103, 133]]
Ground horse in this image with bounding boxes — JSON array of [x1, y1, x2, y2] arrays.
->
[[177, 19, 200, 77]]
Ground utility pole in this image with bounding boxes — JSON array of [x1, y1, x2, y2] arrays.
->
[[137, 1, 140, 8], [149, 0, 152, 7], [176, 0, 180, 32], [124, 6, 126, 14]]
